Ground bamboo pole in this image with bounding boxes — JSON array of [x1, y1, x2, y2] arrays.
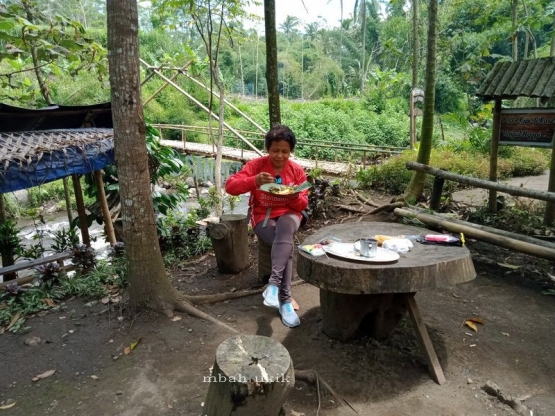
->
[[62, 177, 73, 224], [143, 62, 192, 106], [544, 130, 555, 225], [394, 207, 555, 262], [407, 205, 555, 250], [94, 170, 116, 245], [406, 161, 555, 203], [488, 100, 502, 212], [145, 65, 263, 156], [71, 174, 90, 246]]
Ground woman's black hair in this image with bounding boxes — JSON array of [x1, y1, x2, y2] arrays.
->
[[264, 124, 296, 151]]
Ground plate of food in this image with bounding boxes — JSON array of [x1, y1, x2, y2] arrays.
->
[[323, 242, 400, 263], [259, 183, 298, 195]]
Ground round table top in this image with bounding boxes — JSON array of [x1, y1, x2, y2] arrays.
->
[[297, 222, 476, 294]]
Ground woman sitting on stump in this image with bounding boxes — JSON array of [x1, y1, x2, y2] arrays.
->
[[225, 125, 308, 328]]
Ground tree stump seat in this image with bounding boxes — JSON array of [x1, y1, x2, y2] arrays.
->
[[203, 334, 294, 416]]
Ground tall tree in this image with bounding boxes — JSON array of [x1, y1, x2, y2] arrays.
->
[[402, 0, 438, 203], [105, 0, 236, 332], [264, 0, 281, 126]]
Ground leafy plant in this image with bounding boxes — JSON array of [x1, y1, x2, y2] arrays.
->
[[0, 219, 20, 253], [34, 262, 64, 289], [51, 227, 79, 253], [72, 244, 97, 271], [2, 282, 28, 299]]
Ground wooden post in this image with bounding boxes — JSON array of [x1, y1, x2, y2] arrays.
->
[[71, 174, 90, 247], [544, 130, 555, 225], [94, 170, 117, 245], [406, 294, 446, 385], [363, 150, 367, 169], [207, 214, 251, 273], [203, 335, 294, 416], [62, 177, 73, 224], [488, 99, 502, 212], [429, 176, 445, 211]]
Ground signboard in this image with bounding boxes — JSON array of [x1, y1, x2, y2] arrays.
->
[[499, 108, 555, 148]]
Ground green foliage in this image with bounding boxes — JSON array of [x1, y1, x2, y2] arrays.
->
[[3, 194, 20, 219], [157, 210, 212, 266], [34, 262, 64, 289], [0, 0, 107, 106], [0, 219, 20, 253], [51, 226, 79, 253], [357, 147, 549, 196], [72, 244, 97, 271]]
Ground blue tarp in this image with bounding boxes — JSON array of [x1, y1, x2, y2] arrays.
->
[[0, 138, 114, 194]]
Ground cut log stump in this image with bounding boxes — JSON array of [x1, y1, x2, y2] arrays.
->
[[203, 334, 294, 416], [208, 214, 251, 273]]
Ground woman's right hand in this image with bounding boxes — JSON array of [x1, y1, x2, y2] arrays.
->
[[255, 172, 274, 187]]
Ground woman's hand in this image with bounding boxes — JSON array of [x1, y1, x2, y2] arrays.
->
[[255, 172, 274, 187]]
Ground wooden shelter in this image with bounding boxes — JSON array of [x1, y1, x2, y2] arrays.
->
[[0, 102, 117, 280], [476, 57, 555, 222]]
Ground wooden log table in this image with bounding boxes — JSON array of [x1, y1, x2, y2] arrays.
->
[[296, 222, 476, 385]]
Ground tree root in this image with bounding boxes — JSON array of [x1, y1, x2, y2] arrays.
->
[[335, 204, 366, 213], [350, 189, 380, 208], [365, 201, 405, 216], [173, 296, 239, 333], [296, 369, 358, 414]]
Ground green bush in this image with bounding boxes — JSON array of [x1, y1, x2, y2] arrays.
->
[[357, 147, 549, 196]]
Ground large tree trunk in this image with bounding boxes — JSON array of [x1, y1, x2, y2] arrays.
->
[[402, 0, 438, 204], [264, 0, 281, 126], [107, 0, 181, 314]]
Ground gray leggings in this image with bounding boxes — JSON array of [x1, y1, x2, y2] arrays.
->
[[254, 212, 300, 304]]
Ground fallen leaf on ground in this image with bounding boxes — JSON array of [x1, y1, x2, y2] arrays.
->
[[32, 369, 56, 382], [0, 401, 16, 410], [464, 321, 478, 332], [124, 338, 142, 355], [43, 298, 56, 307], [0, 327, 4, 335], [90, 375, 99, 380], [101, 296, 110, 304], [171, 316, 182, 321], [7, 312, 21, 330], [497, 262, 520, 270], [501, 332, 510, 337], [467, 316, 485, 325]]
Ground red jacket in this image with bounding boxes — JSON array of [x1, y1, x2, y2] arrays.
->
[[225, 156, 309, 227]]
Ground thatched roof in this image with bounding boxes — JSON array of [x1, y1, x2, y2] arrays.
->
[[477, 57, 555, 101], [0, 103, 114, 193]]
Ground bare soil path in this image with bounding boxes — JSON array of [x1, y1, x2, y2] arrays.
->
[[1, 192, 554, 416]]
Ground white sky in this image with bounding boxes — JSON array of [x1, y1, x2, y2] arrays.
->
[[245, 0, 358, 32]]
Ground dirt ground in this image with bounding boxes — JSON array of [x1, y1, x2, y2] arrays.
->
[[1, 191, 555, 416]]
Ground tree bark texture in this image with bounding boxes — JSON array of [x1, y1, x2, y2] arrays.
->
[[207, 214, 251, 273], [403, 0, 437, 204], [107, 0, 175, 313], [203, 335, 294, 416], [264, 0, 281, 126]]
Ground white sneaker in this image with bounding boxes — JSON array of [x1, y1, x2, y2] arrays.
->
[[262, 285, 279, 308], [279, 302, 300, 328]]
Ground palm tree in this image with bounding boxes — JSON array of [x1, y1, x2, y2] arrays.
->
[[279, 15, 301, 36], [403, 0, 439, 203]]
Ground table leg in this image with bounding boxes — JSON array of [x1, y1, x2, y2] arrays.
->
[[406, 293, 446, 385], [320, 290, 408, 342]]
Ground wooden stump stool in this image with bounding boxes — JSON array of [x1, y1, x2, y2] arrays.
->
[[208, 214, 251, 273], [257, 240, 272, 284], [203, 335, 294, 416]]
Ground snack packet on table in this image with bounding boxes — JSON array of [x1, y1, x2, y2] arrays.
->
[[382, 238, 413, 253], [299, 244, 326, 256]]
